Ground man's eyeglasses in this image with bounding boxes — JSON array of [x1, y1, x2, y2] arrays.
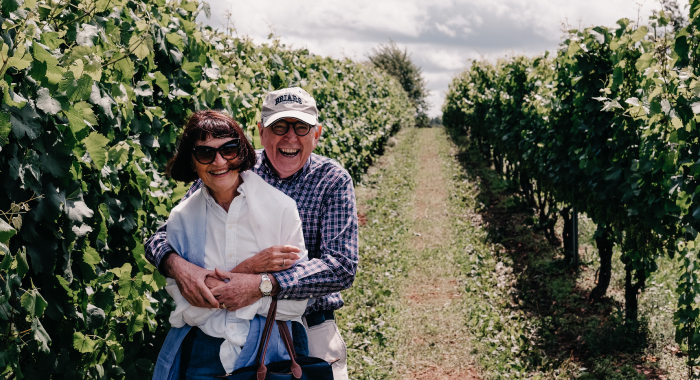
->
[[269, 120, 314, 136], [192, 140, 240, 165]]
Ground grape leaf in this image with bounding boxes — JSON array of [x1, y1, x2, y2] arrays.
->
[[31, 318, 51, 354], [73, 332, 96, 353], [20, 289, 47, 318], [83, 131, 109, 169], [0, 219, 15, 243], [153, 71, 170, 96], [66, 200, 94, 223], [36, 87, 62, 115], [83, 246, 100, 267], [32, 43, 64, 84]]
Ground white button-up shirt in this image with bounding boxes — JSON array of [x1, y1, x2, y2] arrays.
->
[[166, 176, 308, 373]]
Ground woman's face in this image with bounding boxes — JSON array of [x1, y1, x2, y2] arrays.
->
[[192, 137, 241, 198]]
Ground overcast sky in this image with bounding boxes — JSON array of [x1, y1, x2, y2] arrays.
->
[[198, 0, 667, 117]]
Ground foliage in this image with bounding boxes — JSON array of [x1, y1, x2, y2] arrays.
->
[[0, 0, 413, 378], [443, 0, 700, 372], [368, 41, 429, 127]]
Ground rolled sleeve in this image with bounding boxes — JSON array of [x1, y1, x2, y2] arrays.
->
[[274, 176, 358, 301]]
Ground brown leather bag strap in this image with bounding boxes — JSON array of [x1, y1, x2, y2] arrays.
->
[[276, 321, 301, 379], [255, 298, 278, 380]]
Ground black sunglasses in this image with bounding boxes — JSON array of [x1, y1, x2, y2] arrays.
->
[[192, 140, 240, 165], [269, 120, 314, 136]]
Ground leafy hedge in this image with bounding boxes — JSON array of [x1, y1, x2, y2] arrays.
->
[[0, 0, 414, 378], [443, 3, 700, 368]]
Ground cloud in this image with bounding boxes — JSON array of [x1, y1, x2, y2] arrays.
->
[[199, 0, 662, 116]]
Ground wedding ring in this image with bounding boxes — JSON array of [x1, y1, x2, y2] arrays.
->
[[282, 259, 286, 267]]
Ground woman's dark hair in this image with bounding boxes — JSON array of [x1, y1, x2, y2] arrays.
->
[[166, 110, 256, 182]]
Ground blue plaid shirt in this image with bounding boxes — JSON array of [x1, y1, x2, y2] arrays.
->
[[145, 150, 359, 314]]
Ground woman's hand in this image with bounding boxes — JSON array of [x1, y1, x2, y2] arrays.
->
[[163, 253, 219, 308], [231, 245, 301, 274], [210, 269, 273, 311]]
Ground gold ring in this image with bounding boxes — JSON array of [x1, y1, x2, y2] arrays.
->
[[282, 259, 286, 267]]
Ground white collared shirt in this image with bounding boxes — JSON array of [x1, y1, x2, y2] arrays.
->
[[166, 177, 308, 373]]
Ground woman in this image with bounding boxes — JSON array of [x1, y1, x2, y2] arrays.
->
[[153, 110, 309, 379]]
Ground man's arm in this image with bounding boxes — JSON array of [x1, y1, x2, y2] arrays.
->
[[272, 173, 359, 300]]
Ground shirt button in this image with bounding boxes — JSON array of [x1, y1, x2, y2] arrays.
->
[[284, 295, 289, 299], [228, 254, 232, 258], [228, 225, 233, 230]]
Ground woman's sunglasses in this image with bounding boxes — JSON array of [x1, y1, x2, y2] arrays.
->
[[192, 140, 240, 165], [270, 120, 313, 136]]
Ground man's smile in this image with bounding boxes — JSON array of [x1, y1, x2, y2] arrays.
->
[[279, 148, 300, 157]]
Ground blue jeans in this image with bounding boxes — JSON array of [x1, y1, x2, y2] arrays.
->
[[179, 328, 226, 379], [179, 323, 309, 378]]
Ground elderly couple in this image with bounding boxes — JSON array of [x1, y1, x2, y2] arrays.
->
[[146, 87, 357, 379]]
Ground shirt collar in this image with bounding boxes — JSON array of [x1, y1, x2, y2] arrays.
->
[[201, 179, 247, 207], [260, 150, 312, 182]]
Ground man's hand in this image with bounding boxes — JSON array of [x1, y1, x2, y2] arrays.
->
[[232, 245, 301, 274], [210, 269, 264, 311], [163, 253, 219, 308]]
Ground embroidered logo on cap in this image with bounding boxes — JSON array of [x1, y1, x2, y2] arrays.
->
[[274, 94, 303, 106]]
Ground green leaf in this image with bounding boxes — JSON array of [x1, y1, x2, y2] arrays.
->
[[64, 102, 97, 137], [7, 46, 32, 71], [1, 0, 20, 14], [636, 53, 653, 72], [112, 52, 134, 81], [0, 112, 10, 145], [567, 41, 581, 57], [83, 246, 101, 267], [16, 248, 28, 278], [0, 248, 11, 270], [31, 318, 51, 354], [631, 26, 648, 43], [35, 87, 62, 115], [83, 131, 109, 169], [166, 33, 185, 51], [40, 32, 63, 50], [66, 200, 94, 223], [110, 263, 132, 279], [153, 71, 170, 96], [0, 219, 16, 243], [106, 340, 124, 363], [20, 289, 48, 318], [73, 331, 96, 353], [182, 60, 202, 81], [127, 314, 144, 335], [32, 42, 64, 85], [129, 34, 152, 60]]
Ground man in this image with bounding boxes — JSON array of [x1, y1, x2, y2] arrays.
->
[[145, 87, 357, 379]]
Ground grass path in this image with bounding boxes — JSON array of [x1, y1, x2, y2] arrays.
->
[[338, 127, 486, 379], [393, 128, 480, 379]]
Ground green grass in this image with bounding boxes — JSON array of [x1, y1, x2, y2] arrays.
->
[[335, 128, 418, 378]]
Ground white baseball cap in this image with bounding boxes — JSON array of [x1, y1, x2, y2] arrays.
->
[[261, 87, 319, 127]]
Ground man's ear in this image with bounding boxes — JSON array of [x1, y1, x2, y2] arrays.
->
[[314, 124, 323, 142], [257, 122, 264, 137]]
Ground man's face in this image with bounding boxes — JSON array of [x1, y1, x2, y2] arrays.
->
[[258, 117, 322, 179]]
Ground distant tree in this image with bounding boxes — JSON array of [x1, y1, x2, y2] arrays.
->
[[429, 115, 442, 126], [369, 41, 430, 127]]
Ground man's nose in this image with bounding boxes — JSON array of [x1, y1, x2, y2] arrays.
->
[[283, 127, 299, 141]]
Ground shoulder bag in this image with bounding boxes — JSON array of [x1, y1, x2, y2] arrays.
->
[[223, 298, 334, 380]]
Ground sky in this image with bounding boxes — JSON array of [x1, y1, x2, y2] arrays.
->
[[197, 0, 666, 117]]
